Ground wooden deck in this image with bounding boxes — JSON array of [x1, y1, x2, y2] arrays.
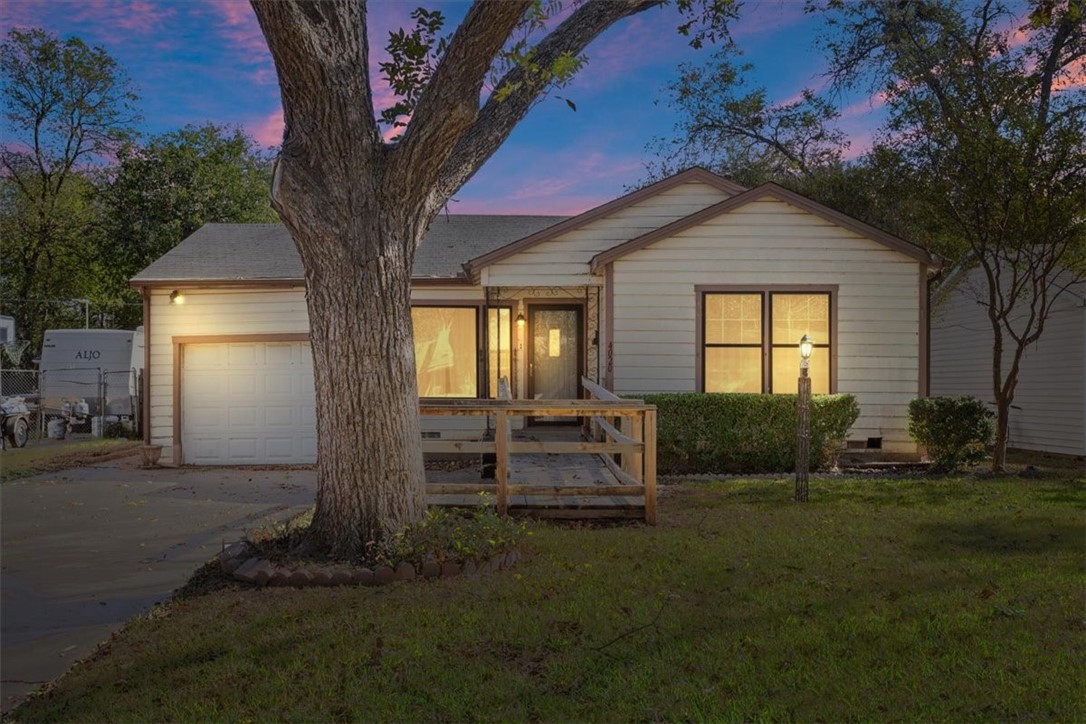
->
[[427, 427, 645, 519], [420, 380, 658, 522]]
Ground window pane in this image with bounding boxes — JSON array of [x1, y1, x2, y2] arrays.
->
[[412, 307, 477, 398], [771, 346, 829, 394], [705, 294, 762, 345], [705, 347, 762, 393], [488, 308, 512, 398], [771, 294, 829, 346]]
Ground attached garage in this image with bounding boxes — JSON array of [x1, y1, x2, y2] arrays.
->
[[180, 338, 316, 465]]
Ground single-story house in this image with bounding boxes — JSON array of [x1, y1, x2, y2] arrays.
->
[[131, 167, 941, 466], [931, 267, 1085, 458]]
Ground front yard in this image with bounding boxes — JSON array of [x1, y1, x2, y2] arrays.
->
[[10, 473, 1085, 722], [0, 438, 140, 483]]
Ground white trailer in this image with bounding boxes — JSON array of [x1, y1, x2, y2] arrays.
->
[[39, 329, 139, 419]]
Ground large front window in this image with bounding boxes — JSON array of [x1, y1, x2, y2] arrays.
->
[[702, 291, 832, 394], [411, 305, 513, 399], [413, 307, 478, 398]]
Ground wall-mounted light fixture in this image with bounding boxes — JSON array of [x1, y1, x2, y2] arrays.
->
[[516, 312, 525, 329], [170, 290, 185, 305]]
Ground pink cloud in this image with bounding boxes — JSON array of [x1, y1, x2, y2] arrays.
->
[[730, 1, 808, 38], [2, 0, 176, 43], [839, 90, 889, 119], [1053, 57, 1085, 92], [249, 107, 284, 148]]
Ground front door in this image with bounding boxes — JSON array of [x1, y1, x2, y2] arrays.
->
[[528, 305, 583, 423]]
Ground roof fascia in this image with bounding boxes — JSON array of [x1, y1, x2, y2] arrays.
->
[[131, 275, 474, 290], [465, 167, 746, 273], [590, 183, 941, 272]]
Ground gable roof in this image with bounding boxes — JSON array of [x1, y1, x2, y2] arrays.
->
[[131, 215, 567, 286], [463, 167, 747, 275], [589, 182, 942, 272]]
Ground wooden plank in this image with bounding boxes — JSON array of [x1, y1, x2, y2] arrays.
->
[[425, 483, 497, 495], [510, 508, 643, 520], [507, 441, 640, 455], [495, 409, 509, 516], [591, 416, 638, 446], [581, 375, 622, 402], [631, 409, 644, 485], [420, 440, 492, 454], [507, 484, 645, 496], [599, 453, 643, 488], [644, 408, 658, 525]]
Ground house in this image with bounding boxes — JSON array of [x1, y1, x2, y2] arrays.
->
[[131, 168, 940, 466], [930, 266, 1085, 457]]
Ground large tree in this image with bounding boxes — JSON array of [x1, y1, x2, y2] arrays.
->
[[0, 28, 139, 348], [92, 124, 278, 328], [822, 0, 1085, 471], [250, 0, 736, 556]]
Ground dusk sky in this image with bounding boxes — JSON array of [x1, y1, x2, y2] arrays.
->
[[0, 0, 1023, 215]]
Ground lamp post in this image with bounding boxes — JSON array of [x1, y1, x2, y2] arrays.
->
[[795, 334, 813, 502]]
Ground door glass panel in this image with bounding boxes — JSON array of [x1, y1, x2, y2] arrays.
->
[[487, 308, 512, 398], [412, 307, 477, 398], [704, 347, 762, 393], [531, 308, 579, 402]]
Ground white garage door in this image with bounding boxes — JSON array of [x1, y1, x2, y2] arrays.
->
[[181, 341, 316, 464]]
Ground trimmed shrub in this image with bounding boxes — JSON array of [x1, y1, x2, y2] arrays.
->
[[908, 396, 994, 472], [640, 393, 860, 474]]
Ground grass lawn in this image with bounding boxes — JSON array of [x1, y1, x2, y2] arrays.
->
[[0, 438, 140, 483], [11, 474, 1085, 722]]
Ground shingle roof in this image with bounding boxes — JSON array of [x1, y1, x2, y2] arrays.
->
[[131, 215, 568, 284]]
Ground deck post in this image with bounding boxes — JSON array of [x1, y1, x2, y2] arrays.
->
[[495, 408, 509, 515], [632, 410, 644, 484], [644, 408, 657, 525]]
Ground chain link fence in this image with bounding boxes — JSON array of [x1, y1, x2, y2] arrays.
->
[[1, 367, 142, 445]]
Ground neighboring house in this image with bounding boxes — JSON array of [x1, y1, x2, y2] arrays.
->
[[930, 267, 1085, 457], [131, 168, 940, 466]]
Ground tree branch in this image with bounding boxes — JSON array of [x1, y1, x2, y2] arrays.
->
[[391, 0, 531, 203], [432, 0, 663, 206]]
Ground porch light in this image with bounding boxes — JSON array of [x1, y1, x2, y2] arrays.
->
[[170, 290, 185, 305], [516, 312, 525, 328], [799, 334, 813, 368]]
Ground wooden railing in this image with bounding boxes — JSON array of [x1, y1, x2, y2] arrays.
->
[[419, 379, 657, 524]]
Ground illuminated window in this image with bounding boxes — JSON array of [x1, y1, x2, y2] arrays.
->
[[412, 307, 478, 398], [487, 307, 512, 398], [702, 291, 832, 394]]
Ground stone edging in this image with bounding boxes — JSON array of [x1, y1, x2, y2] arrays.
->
[[218, 542, 521, 588]]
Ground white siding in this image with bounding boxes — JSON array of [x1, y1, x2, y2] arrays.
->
[[148, 286, 488, 464], [609, 197, 925, 452], [484, 181, 732, 287], [931, 271, 1085, 456]]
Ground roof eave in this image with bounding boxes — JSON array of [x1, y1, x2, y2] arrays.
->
[[465, 167, 746, 274]]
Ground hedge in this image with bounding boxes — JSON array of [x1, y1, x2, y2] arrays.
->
[[907, 396, 993, 472], [639, 393, 860, 475]]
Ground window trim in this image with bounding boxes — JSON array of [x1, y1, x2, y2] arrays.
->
[[695, 285, 838, 394]]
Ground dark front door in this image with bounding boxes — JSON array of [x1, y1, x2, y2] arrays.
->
[[528, 305, 583, 423]]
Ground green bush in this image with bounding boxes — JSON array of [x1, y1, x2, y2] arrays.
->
[[908, 396, 994, 472], [641, 393, 860, 474]]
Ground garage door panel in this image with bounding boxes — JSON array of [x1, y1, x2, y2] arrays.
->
[[182, 341, 316, 465]]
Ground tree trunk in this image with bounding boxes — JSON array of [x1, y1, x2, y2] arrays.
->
[[296, 211, 428, 558], [992, 396, 1011, 472]]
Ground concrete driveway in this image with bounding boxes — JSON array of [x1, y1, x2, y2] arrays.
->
[[0, 456, 316, 713]]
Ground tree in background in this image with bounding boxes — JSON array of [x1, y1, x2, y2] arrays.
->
[[92, 124, 278, 328], [822, 0, 1085, 471], [0, 28, 139, 350], [644, 48, 847, 187], [250, 0, 738, 556]]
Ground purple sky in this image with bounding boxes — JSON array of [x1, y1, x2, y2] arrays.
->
[[0, 1, 947, 214]]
